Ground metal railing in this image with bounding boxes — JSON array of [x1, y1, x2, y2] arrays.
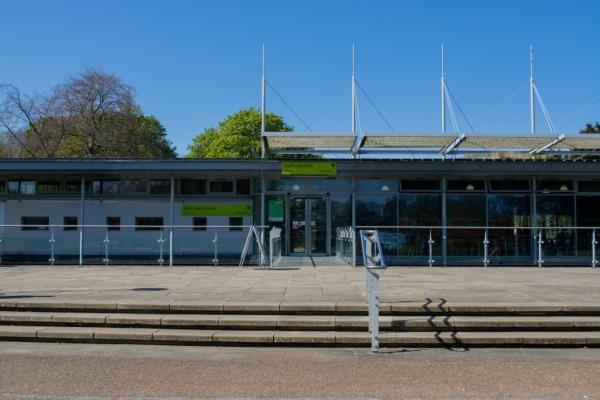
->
[[355, 225, 600, 267], [269, 227, 282, 268], [335, 227, 354, 265], [0, 224, 268, 267]]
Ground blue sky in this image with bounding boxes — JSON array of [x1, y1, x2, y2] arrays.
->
[[1, 0, 599, 155]]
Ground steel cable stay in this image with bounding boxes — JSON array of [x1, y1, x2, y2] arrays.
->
[[446, 84, 475, 133], [266, 81, 312, 132], [355, 80, 396, 133], [478, 81, 530, 121], [556, 94, 600, 128], [533, 85, 557, 135], [306, 82, 348, 130], [403, 82, 438, 115]]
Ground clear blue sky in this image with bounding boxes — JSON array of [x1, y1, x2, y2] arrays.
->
[[1, 0, 599, 155]]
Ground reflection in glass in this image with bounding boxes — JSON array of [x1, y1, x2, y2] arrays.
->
[[446, 195, 485, 257], [536, 196, 575, 256], [487, 194, 531, 258], [397, 194, 441, 257], [330, 193, 351, 251], [576, 196, 600, 256]]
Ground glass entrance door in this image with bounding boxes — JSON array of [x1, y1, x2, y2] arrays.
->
[[289, 197, 328, 255]]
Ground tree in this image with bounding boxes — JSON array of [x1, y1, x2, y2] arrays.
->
[[0, 68, 176, 158], [581, 122, 600, 133], [187, 107, 292, 158]]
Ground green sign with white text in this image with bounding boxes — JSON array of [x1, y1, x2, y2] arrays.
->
[[181, 204, 252, 217], [281, 161, 337, 176]]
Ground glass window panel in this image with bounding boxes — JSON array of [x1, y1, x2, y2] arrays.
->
[[536, 195, 575, 256], [37, 181, 61, 194], [400, 179, 441, 191], [102, 181, 120, 195], [578, 181, 600, 192], [8, 181, 19, 194], [63, 216, 77, 231], [149, 180, 170, 194], [446, 194, 486, 258], [135, 217, 163, 231], [447, 195, 486, 226], [357, 179, 396, 193], [489, 179, 530, 191], [193, 217, 207, 231], [209, 180, 234, 193], [576, 196, 600, 256], [487, 194, 531, 258], [267, 179, 306, 192], [330, 193, 352, 251], [356, 193, 397, 226], [229, 217, 243, 231], [65, 181, 81, 193], [310, 178, 350, 192], [447, 180, 485, 191], [106, 217, 120, 231], [537, 180, 573, 192], [398, 194, 441, 226], [181, 179, 206, 195], [122, 180, 147, 193], [21, 216, 49, 231], [19, 181, 36, 195], [0, 181, 5, 193], [236, 179, 251, 195]]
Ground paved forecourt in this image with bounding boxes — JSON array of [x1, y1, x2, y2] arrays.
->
[[1, 265, 600, 305]]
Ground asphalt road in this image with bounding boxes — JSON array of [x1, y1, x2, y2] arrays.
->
[[0, 342, 599, 399]]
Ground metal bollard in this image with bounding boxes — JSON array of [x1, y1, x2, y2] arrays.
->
[[49, 228, 55, 266], [592, 229, 598, 268], [483, 228, 490, 268], [212, 229, 219, 266], [537, 230, 544, 268], [102, 231, 110, 266], [157, 230, 166, 266], [428, 229, 435, 267]]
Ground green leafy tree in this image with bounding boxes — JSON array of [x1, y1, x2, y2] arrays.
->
[[0, 69, 176, 158], [581, 122, 600, 133], [187, 107, 292, 158]]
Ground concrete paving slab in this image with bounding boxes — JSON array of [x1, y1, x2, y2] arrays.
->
[[218, 315, 279, 328], [0, 325, 41, 338], [223, 301, 281, 312], [277, 315, 336, 328], [0, 311, 54, 323], [279, 301, 336, 313], [51, 313, 109, 324], [93, 328, 158, 341], [152, 329, 215, 342], [37, 326, 95, 340], [161, 314, 220, 327], [168, 301, 224, 312], [274, 331, 336, 344], [105, 314, 165, 325], [212, 330, 275, 343]]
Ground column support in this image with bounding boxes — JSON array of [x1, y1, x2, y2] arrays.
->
[[169, 177, 175, 267], [79, 176, 85, 266]]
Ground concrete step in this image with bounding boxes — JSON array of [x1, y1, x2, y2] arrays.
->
[[4, 311, 600, 331], [2, 300, 600, 316], [0, 324, 599, 347]]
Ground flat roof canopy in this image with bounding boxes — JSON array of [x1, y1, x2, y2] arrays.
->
[[262, 132, 600, 158]]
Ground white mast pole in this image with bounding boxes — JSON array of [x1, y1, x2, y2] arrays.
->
[[529, 44, 535, 135], [351, 43, 356, 136], [260, 43, 266, 158], [441, 44, 446, 134]]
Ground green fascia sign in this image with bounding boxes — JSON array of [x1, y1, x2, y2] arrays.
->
[[281, 161, 337, 176], [181, 204, 252, 217]]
